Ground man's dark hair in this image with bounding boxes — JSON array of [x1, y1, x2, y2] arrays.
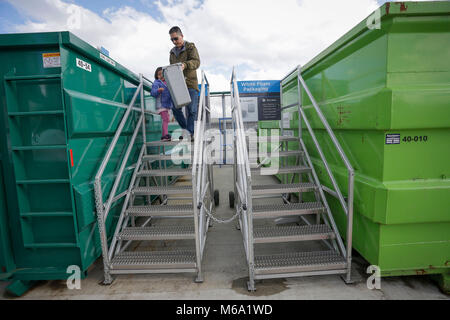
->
[[154, 67, 162, 80], [169, 26, 182, 35]]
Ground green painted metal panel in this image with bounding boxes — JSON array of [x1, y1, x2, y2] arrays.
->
[[280, 2, 450, 277], [0, 31, 163, 283]]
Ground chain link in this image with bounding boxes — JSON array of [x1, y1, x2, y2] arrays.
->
[[204, 206, 242, 224]]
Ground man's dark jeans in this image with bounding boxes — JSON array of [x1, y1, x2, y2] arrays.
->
[[172, 88, 198, 136]]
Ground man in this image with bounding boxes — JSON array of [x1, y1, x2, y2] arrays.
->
[[168, 26, 200, 140]]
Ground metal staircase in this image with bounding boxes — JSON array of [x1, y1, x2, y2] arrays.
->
[[231, 67, 355, 291], [94, 72, 215, 284]]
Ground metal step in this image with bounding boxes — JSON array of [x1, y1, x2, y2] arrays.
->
[[251, 166, 311, 175], [248, 136, 298, 143], [146, 140, 193, 147], [250, 150, 303, 160], [143, 153, 192, 162], [254, 250, 346, 276], [252, 182, 316, 195], [133, 185, 193, 195], [253, 202, 325, 219], [117, 225, 195, 241], [137, 168, 191, 177], [110, 251, 196, 271], [127, 205, 193, 217], [253, 224, 335, 244]]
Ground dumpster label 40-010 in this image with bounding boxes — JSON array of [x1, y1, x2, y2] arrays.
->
[[76, 58, 92, 72], [385, 134, 400, 145]]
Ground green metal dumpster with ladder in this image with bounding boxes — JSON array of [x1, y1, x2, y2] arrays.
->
[[0, 31, 164, 296]]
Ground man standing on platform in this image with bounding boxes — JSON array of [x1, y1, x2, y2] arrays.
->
[[168, 26, 200, 141]]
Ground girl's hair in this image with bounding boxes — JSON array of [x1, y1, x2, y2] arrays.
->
[[154, 67, 163, 80]]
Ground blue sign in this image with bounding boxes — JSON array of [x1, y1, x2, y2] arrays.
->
[[100, 47, 110, 57], [198, 83, 208, 96], [237, 80, 280, 94], [237, 80, 281, 121]]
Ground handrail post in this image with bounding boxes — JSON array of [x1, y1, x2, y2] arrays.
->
[[139, 73, 147, 150], [94, 179, 112, 284], [192, 70, 207, 282], [345, 170, 355, 282], [296, 65, 303, 141], [231, 67, 254, 290]]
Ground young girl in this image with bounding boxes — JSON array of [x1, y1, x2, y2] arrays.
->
[[151, 67, 173, 141]]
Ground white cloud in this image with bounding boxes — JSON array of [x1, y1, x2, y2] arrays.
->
[[5, 0, 423, 91]]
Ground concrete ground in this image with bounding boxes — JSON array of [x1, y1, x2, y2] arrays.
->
[[1, 166, 448, 300]]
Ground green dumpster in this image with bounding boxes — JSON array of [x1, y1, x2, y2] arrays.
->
[[0, 31, 163, 295], [280, 1, 450, 291]]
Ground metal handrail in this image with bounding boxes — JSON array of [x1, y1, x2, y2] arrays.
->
[[282, 65, 355, 281], [230, 68, 254, 269], [191, 70, 212, 267], [93, 74, 161, 274], [95, 81, 142, 190]]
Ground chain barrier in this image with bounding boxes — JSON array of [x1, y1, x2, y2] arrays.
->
[[204, 205, 242, 224]]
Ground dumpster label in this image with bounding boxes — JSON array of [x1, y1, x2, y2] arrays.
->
[[76, 58, 92, 72], [385, 134, 400, 145], [42, 52, 61, 68], [100, 53, 116, 67]]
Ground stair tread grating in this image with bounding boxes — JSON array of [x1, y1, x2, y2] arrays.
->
[[137, 168, 191, 176], [111, 251, 196, 267], [146, 141, 193, 146], [143, 154, 192, 161], [249, 150, 304, 158], [251, 166, 311, 175], [255, 251, 346, 270], [254, 224, 334, 239], [127, 204, 193, 216], [248, 136, 298, 142], [253, 202, 325, 212], [133, 185, 193, 195], [252, 182, 316, 193], [118, 226, 195, 239]]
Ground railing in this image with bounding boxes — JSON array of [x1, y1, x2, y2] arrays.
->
[[93, 74, 160, 277], [281, 65, 355, 281], [230, 68, 254, 269], [192, 70, 213, 272]]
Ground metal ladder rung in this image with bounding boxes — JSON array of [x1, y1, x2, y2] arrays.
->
[[146, 140, 193, 147], [137, 168, 191, 177], [127, 205, 193, 217], [248, 136, 298, 143], [253, 224, 335, 244], [117, 226, 195, 241], [252, 182, 316, 195], [133, 185, 193, 195], [110, 251, 197, 270], [253, 202, 325, 218], [143, 154, 192, 161], [251, 166, 311, 175], [249, 150, 304, 160], [254, 250, 347, 276]]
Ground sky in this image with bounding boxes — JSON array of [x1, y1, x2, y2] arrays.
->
[[0, 0, 436, 91]]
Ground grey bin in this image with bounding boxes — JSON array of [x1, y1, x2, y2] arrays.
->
[[163, 63, 191, 109]]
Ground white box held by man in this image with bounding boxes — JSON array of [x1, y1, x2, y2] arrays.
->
[[163, 63, 191, 109]]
